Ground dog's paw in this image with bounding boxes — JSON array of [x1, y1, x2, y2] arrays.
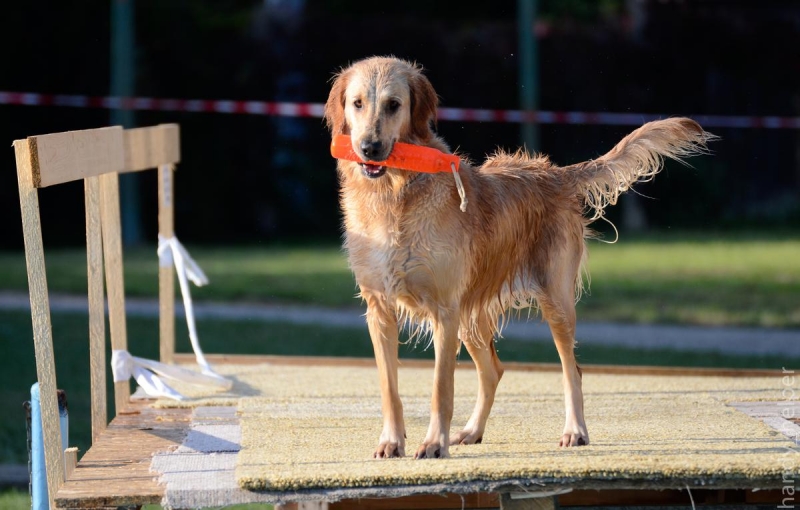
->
[[374, 441, 405, 459], [558, 432, 589, 447], [449, 429, 483, 446], [414, 442, 449, 459]]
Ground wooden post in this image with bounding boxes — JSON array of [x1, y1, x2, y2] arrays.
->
[[14, 139, 65, 509], [99, 172, 131, 414], [64, 447, 78, 480], [158, 164, 175, 364], [21, 127, 123, 187], [85, 176, 107, 441]]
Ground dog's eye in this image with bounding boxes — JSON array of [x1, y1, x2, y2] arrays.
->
[[353, 99, 363, 109], [387, 100, 400, 113]]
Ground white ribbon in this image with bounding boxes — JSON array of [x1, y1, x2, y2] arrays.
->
[[111, 350, 230, 401], [109, 236, 232, 401], [157, 235, 232, 387]]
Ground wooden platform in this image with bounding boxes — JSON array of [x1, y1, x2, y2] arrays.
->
[[54, 356, 790, 509]]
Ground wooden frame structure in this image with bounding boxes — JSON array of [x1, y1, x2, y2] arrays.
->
[[14, 124, 180, 508], [14, 125, 789, 509]]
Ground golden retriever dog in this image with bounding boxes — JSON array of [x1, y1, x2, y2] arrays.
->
[[324, 56, 713, 459]]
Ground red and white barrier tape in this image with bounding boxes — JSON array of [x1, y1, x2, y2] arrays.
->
[[2, 91, 798, 129]]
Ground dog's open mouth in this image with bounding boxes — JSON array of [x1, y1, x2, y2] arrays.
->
[[360, 163, 386, 178]]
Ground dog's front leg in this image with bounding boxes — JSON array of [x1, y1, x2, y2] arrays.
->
[[415, 306, 459, 459], [365, 294, 405, 458]]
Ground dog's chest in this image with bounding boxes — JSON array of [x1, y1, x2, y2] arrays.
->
[[345, 208, 413, 276], [344, 200, 463, 304]]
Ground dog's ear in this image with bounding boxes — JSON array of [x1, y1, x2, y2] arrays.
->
[[408, 67, 439, 142], [324, 68, 350, 136]]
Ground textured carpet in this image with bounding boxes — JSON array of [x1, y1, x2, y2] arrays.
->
[[148, 362, 779, 407], [162, 363, 795, 492]]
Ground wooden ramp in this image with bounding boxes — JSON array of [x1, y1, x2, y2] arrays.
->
[[54, 355, 794, 509]]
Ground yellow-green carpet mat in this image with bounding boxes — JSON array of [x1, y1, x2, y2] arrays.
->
[[150, 362, 780, 407], [161, 363, 796, 492]]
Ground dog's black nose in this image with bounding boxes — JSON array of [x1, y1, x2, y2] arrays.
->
[[360, 140, 384, 160]]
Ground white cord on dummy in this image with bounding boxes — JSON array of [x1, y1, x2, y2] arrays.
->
[[451, 162, 468, 212]]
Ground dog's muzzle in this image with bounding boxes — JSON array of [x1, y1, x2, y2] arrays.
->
[[356, 140, 392, 178], [360, 163, 386, 178]]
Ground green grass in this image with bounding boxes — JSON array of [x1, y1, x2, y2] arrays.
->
[[0, 492, 270, 510], [0, 489, 30, 510], [0, 245, 357, 308], [0, 488, 271, 510], [0, 234, 798, 327], [577, 237, 800, 327]]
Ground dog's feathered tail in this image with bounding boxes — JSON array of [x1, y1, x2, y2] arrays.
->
[[563, 118, 716, 221]]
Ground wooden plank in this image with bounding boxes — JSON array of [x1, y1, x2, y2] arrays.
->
[[99, 173, 131, 414], [84, 176, 107, 442], [14, 138, 65, 509], [157, 265, 175, 366], [500, 493, 554, 510], [64, 447, 78, 480], [329, 493, 499, 509], [560, 488, 783, 505], [561, 489, 703, 506], [55, 401, 190, 509], [326, 488, 785, 509], [18, 126, 124, 188], [122, 124, 180, 173], [278, 503, 330, 510], [158, 164, 176, 364], [174, 353, 782, 378]]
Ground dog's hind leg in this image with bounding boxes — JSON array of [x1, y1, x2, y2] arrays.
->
[[364, 293, 406, 458], [539, 246, 589, 447], [451, 323, 504, 446], [542, 293, 588, 446]]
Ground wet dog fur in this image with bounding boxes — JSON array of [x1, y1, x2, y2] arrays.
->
[[324, 56, 713, 459]]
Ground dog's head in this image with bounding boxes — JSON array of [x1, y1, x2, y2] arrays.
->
[[325, 56, 438, 180]]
